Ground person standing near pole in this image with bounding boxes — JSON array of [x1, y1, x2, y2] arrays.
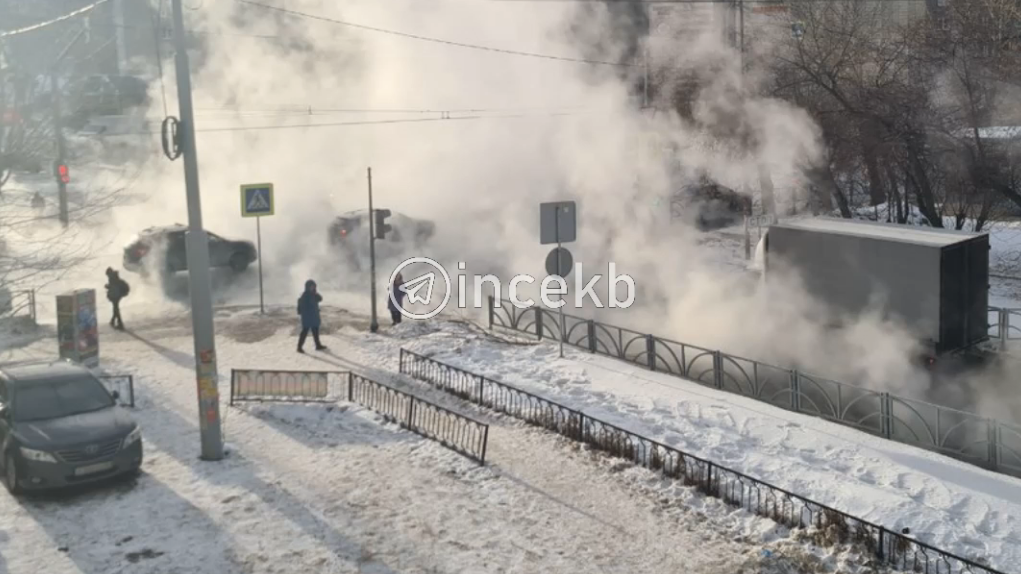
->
[[387, 272, 405, 326], [296, 279, 326, 353]]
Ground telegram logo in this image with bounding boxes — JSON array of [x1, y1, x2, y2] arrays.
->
[[388, 257, 451, 320]]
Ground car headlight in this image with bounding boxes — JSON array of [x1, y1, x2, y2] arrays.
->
[[123, 426, 142, 448], [19, 447, 58, 463]]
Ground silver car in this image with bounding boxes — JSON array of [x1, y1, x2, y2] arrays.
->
[[0, 361, 143, 494]]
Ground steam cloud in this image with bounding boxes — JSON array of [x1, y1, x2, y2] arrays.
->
[[32, 0, 1009, 416]]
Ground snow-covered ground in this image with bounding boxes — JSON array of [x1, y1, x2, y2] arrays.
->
[[0, 306, 894, 574], [340, 316, 1019, 572]]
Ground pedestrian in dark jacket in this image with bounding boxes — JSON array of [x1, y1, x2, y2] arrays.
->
[[297, 279, 326, 353], [104, 267, 129, 330], [387, 272, 406, 326]]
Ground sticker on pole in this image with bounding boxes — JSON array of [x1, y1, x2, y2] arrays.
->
[[241, 183, 274, 217]]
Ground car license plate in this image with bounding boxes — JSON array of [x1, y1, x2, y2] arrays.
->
[[74, 461, 114, 476]]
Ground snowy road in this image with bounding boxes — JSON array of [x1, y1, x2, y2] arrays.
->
[[0, 307, 834, 574]]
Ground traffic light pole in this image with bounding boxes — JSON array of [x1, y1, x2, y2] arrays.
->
[[171, 0, 224, 461], [368, 167, 379, 333], [49, 72, 68, 228], [48, 27, 85, 229]]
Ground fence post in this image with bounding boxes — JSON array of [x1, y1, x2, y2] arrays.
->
[[536, 308, 543, 340], [877, 527, 886, 560], [880, 393, 893, 439], [347, 372, 354, 401], [788, 370, 799, 412], [480, 424, 489, 465], [229, 369, 235, 406], [407, 396, 416, 429], [1001, 308, 1009, 350], [476, 375, 485, 405], [488, 295, 495, 330], [704, 461, 715, 496], [587, 320, 596, 353], [646, 335, 656, 371], [713, 351, 724, 390], [989, 419, 1000, 471]]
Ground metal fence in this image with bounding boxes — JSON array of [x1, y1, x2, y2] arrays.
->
[[988, 306, 1021, 346], [98, 375, 134, 407], [349, 373, 489, 465], [228, 368, 489, 464], [399, 349, 1004, 574], [488, 297, 1021, 480], [230, 369, 349, 404], [0, 289, 36, 323]]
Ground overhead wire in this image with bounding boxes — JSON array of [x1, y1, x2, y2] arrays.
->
[[0, 0, 112, 38], [234, 0, 638, 67], [90, 111, 582, 136]]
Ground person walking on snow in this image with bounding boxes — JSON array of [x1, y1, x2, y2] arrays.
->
[[387, 272, 406, 326], [297, 279, 326, 353], [104, 267, 130, 330]]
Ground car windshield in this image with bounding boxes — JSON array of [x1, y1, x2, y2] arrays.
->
[[13, 377, 115, 422]]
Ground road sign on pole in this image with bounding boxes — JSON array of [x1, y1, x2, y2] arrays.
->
[[240, 183, 274, 314], [539, 201, 578, 358], [540, 201, 576, 245], [545, 247, 573, 278], [241, 183, 274, 217]]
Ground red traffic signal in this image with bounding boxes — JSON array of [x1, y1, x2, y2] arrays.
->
[[56, 164, 70, 184]]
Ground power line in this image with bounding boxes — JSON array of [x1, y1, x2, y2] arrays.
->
[[234, 0, 637, 67], [0, 0, 112, 38], [489, 0, 928, 3], [192, 105, 584, 115], [92, 111, 580, 136]]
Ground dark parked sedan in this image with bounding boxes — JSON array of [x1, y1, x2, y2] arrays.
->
[[0, 361, 143, 494], [123, 224, 258, 276]]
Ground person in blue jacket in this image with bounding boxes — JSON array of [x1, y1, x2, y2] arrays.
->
[[297, 279, 326, 353]]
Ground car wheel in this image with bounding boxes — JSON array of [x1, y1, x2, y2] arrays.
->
[[229, 252, 249, 273], [4, 453, 21, 495]]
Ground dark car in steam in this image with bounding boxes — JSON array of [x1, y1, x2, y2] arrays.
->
[[0, 361, 143, 495], [328, 210, 435, 270], [123, 224, 257, 275]]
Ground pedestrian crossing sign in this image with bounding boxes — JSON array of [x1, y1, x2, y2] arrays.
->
[[241, 183, 274, 217]]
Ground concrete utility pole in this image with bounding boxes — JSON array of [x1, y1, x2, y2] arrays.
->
[[170, 0, 224, 461]]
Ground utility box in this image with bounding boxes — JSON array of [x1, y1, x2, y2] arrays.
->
[[764, 218, 989, 356], [56, 289, 100, 367]]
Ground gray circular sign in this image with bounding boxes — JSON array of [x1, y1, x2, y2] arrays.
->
[[545, 247, 573, 278]]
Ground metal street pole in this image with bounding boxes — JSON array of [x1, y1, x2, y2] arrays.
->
[[256, 216, 264, 314], [49, 72, 68, 228], [170, 0, 224, 461], [555, 213, 564, 359], [49, 27, 85, 228], [368, 167, 379, 333]]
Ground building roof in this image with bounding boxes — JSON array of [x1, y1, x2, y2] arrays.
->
[[771, 217, 985, 247]]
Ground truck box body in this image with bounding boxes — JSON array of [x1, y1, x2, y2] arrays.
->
[[764, 218, 989, 355]]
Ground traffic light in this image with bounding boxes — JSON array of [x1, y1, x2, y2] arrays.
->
[[373, 208, 392, 240], [55, 163, 70, 184]]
